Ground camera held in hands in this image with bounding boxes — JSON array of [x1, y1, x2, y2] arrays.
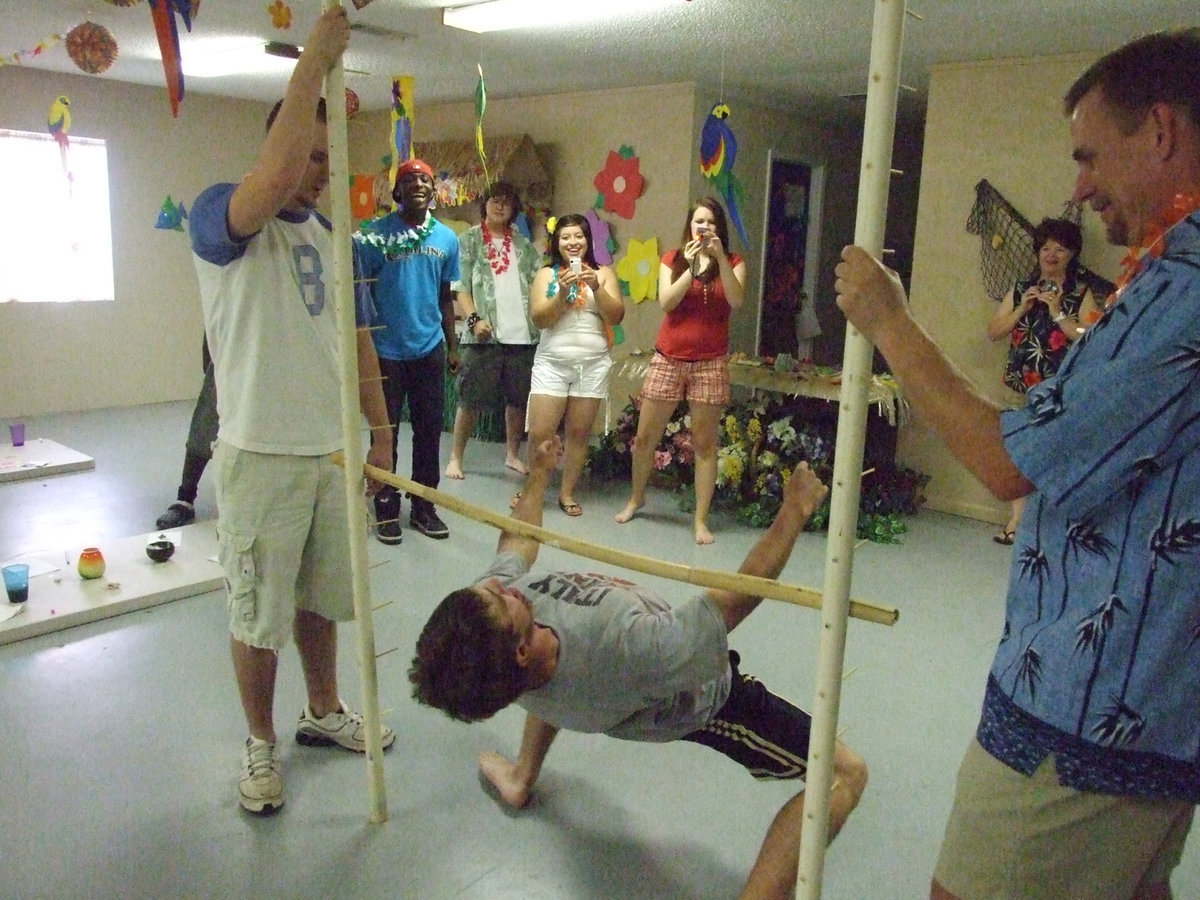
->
[[1037, 279, 1060, 295], [569, 257, 583, 275]]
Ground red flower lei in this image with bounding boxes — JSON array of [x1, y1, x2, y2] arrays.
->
[[1105, 191, 1200, 309], [481, 221, 512, 276]]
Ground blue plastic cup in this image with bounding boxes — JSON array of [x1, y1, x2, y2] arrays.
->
[[3, 564, 30, 603]]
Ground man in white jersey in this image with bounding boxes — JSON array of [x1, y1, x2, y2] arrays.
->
[[189, 8, 394, 815]]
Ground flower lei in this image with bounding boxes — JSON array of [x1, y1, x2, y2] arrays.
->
[[546, 266, 583, 307], [1106, 191, 1200, 309], [481, 221, 512, 275], [353, 211, 434, 257]]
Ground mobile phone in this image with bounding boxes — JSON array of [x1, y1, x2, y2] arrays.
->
[[569, 257, 583, 275]]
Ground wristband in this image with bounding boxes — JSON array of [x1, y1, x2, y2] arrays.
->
[[464, 313, 482, 332], [1053, 312, 1067, 323]]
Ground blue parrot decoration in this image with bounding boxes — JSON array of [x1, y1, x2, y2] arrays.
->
[[699, 102, 749, 247]]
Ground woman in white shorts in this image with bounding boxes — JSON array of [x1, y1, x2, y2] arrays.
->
[[522, 214, 624, 516]]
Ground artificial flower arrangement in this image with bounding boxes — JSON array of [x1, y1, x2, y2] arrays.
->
[[588, 396, 929, 543]]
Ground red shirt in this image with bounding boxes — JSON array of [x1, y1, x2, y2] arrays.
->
[[655, 249, 743, 360]]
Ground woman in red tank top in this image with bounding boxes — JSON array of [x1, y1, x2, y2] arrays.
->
[[615, 198, 746, 544]]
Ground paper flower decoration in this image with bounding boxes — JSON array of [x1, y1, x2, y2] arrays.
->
[[350, 174, 374, 221], [66, 22, 119, 74], [344, 87, 359, 119], [268, 1, 292, 29], [593, 147, 644, 220], [616, 237, 659, 302], [584, 209, 614, 265]]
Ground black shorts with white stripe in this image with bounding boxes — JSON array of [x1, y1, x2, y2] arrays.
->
[[679, 651, 812, 779]]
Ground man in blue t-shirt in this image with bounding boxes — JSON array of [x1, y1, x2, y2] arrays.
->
[[355, 159, 461, 543], [836, 28, 1200, 900]]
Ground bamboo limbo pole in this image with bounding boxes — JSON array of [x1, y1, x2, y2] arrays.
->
[[349, 459, 898, 627], [324, 0, 388, 824], [796, 1, 906, 895]]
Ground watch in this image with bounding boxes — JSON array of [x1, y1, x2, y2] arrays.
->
[[464, 313, 482, 332]]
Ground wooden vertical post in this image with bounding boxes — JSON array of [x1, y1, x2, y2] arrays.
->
[[795, 1, 906, 895], [323, 0, 389, 824]]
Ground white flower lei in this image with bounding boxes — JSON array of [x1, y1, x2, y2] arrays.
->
[[354, 211, 434, 256]]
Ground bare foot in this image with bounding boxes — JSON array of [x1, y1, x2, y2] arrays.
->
[[478, 751, 532, 809], [614, 500, 643, 524], [505, 456, 528, 475], [445, 459, 465, 480], [695, 523, 716, 545]]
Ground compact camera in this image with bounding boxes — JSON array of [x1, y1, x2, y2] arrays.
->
[[1037, 279, 1060, 295], [569, 257, 583, 275]]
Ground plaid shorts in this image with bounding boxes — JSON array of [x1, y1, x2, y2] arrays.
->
[[642, 352, 731, 406]]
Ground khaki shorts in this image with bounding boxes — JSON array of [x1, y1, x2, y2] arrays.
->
[[934, 739, 1194, 899], [212, 442, 356, 650]]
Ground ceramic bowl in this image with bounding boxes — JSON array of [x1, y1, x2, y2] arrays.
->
[[146, 539, 176, 563]]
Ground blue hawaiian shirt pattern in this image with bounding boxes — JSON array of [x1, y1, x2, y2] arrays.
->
[[987, 213, 1200, 801]]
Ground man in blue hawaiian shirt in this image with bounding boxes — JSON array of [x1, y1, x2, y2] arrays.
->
[[835, 28, 1200, 900]]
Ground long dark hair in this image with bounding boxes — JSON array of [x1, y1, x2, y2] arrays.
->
[[547, 213, 598, 269], [670, 197, 731, 280]]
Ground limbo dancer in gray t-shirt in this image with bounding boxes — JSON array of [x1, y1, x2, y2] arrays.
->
[[410, 435, 868, 894]]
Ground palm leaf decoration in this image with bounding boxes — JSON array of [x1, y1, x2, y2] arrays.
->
[[1091, 697, 1145, 746], [1074, 595, 1127, 655], [1015, 646, 1042, 702], [1150, 518, 1200, 566]]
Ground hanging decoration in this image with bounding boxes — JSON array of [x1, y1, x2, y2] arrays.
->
[[474, 64, 490, 186], [699, 102, 749, 246], [148, 0, 194, 117], [615, 237, 659, 302], [64, 22, 119, 74], [583, 209, 615, 265], [47, 95, 72, 188], [592, 146, 645, 220], [350, 174, 375, 221], [155, 196, 188, 231], [1, 31, 64, 67], [389, 75, 415, 200], [966, 179, 1114, 302], [268, 1, 292, 29], [344, 87, 359, 119]]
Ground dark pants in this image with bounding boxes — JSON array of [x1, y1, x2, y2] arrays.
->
[[377, 344, 445, 513], [680, 651, 812, 779]]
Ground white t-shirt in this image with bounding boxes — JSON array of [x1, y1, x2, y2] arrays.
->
[[191, 182, 344, 455]]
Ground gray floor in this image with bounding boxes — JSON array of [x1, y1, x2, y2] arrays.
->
[[0, 401, 1196, 899]]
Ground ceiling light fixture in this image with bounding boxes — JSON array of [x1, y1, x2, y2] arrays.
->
[[181, 38, 297, 78], [443, 0, 679, 34]]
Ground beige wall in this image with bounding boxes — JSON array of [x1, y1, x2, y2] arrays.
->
[[903, 53, 1124, 522], [0, 66, 273, 418]]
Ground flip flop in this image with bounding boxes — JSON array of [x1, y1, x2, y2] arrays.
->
[[558, 499, 583, 517], [992, 530, 1015, 545]]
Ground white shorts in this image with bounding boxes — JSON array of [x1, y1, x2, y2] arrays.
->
[[528, 352, 613, 400], [212, 442, 357, 650]]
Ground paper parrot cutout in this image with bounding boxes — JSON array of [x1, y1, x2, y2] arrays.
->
[[156, 196, 188, 231], [149, 0, 195, 117], [48, 95, 72, 188], [699, 102, 749, 247]]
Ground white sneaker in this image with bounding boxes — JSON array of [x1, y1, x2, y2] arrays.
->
[[295, 700, 396, 753], [239, 737, 283, 814]]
